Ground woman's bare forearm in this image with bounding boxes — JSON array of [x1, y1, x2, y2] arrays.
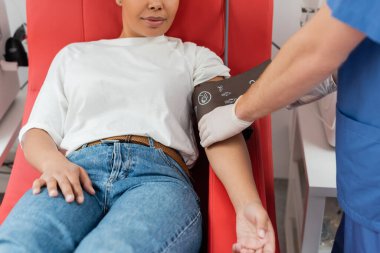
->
[[22, 128, 67, 173], [205, 134, 261, 211]]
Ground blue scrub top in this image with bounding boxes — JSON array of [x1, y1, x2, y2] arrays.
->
[[327, 0, 380, 231]]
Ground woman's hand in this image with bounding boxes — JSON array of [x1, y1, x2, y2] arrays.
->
[[32, 157, 96, 204], [232, 201, 276, 253]]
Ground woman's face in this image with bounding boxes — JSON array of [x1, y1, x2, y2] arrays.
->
[[118, 0, 179, 38]]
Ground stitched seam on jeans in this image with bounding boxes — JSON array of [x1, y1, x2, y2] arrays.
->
[[119, 145, 132, 178], [104, 145, 119, 213], [156, 148, 191, 183], [156, 148, 176, 168], [160, 210, 202, 253], [87, 190, 104, 212]]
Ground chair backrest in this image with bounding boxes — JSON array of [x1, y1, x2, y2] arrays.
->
[[0, 0, 278, 252], [207, 1, 278, 252]]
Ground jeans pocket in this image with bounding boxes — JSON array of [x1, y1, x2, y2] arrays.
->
[[155, 148, 199, 202], [66, 146, 88, 160], [156, 149, 187, 175]]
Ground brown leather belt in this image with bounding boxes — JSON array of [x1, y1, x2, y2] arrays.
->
[[76, 135, 189, 176]]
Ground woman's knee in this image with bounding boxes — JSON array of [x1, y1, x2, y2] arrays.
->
[[0, 188, 103, 252]]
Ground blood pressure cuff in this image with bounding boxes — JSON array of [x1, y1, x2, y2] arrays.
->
[[192, 59, 271, 122]]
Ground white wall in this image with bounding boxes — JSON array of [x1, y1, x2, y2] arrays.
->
[[271, 0, 301, 178], [3, 0, 26, 35], [2, 0, 28, 84], [271, 0, 323, 178]]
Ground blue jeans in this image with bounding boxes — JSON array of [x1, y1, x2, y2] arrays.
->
[[0, 139, 202, 253]]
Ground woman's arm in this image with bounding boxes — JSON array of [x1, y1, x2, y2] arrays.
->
[[205, 134, 259, 210], [205, 134, 275, 252], [19, 46, 95, 204], [202, 77, 275, 252], [22, 129, 67, 172], [22, 129, 95, 203]]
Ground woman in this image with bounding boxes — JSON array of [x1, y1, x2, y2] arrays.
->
[[0, 0, 275, 252]]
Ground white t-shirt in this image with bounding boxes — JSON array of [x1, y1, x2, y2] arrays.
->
[[19, 35, 230, 167]]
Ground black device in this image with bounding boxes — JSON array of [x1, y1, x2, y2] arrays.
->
[[192, 59, 271, 140], [4, 24, 28, 66], [192, 59, 271, 122]]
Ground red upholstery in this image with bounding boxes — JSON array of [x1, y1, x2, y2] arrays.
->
[[0, 0, 279, 252], [208, 1, 280, 252]]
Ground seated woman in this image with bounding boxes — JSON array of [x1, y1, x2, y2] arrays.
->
[[0, 0, 275, 252]]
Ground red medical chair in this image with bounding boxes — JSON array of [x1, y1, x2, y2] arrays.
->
[[0, 0, 279, 252]]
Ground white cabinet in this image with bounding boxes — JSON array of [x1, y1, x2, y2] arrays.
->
[[285, 102, 341, 253], [0, 68, 27, 167]]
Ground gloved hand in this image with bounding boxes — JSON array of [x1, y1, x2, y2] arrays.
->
[[198, 96, 253, 147]]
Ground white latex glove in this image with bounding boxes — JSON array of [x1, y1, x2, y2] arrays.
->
[[198, 96, 253, 147]]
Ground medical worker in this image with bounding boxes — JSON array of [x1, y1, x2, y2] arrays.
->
[[199, 1, 380, 252]]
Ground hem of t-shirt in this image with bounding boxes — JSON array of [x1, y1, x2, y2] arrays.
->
[[193, 67, 231, 86], [327, 0, 380, 44], [18, 123, 62, 149], [338, 190, 380, 232]]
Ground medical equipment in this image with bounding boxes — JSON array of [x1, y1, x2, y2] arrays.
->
[[193, 59, 271, 122], [4, 24, 28, 67], [193, 56, 337, 150]]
